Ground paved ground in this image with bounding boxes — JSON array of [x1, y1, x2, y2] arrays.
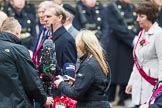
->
[[110, 85, 135, 108]]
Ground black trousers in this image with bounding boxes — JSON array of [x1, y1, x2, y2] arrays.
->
[[107, 84, 130, 102]]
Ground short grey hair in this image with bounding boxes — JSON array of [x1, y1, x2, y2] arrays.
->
[[38, 1, 55, 10]]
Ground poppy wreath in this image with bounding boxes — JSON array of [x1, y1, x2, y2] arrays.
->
[[52, 96, 77, 108]]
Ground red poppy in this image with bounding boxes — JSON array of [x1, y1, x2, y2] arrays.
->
[[140, 38, 146, 46]]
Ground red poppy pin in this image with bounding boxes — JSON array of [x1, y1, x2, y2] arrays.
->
[[139, 38, 146, 46]]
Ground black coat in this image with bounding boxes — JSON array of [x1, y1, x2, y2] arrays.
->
[[158, 8, 162, 28], [59, 55, 111, 108], [53, 26, 77, 72], [3, 3, 37, 50], [73, 1, 109, 42], [0, 32, 47, 108], [106, 1, 140, 84]]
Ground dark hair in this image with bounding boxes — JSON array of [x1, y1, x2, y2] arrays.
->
[[136, 1, 159, 24]]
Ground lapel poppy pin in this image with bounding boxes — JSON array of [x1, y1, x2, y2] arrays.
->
[[139, 38, 146, 46]]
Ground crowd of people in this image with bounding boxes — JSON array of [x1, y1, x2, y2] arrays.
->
[[0, 0, 162, 108]]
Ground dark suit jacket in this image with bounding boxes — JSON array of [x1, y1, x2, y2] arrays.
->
[[53, 26, 77, 71], [106, 1, 140, 84]]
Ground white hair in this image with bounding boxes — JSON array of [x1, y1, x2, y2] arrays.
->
[[38, 1, 54, 9]]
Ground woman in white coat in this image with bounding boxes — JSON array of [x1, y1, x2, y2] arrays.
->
[[125, 1, 162, 107]]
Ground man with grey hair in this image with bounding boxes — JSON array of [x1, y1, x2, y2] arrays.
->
[[32, 1, 53, 66], [0, 17, 53, 108]]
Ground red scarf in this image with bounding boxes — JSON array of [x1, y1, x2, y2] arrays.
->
[[133, 30, 158, 86]]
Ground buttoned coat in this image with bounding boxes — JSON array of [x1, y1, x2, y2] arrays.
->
[[128, 22, 162, 105], [73, 1, 109, 42], [53, 26, 77, 71], [106, 1, 140, 84], [3, 3, 37, 50]]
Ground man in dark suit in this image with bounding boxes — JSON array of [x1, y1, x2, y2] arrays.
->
[[44, 3, 77, 72], [32, 1, 53, 66], [44, 3, 77, 98]]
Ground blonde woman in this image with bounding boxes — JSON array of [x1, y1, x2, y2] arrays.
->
[[54, 29, 111, 108]]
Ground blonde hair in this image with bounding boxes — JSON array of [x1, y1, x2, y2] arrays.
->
[[1, 17, 21, 33], [47, 3, 66, 24], [76, 29, 109, 76], [0, 11, 7, 27]]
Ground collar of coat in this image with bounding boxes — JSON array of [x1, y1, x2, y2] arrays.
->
[[0, 31, 21, 44]]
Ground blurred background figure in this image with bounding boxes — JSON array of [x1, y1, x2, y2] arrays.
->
[[24, 0, 37, 20], [32, 1, 53, 66], [0, 0, 6, 11], [106, 0, 140, 106], [73, 0, 109, 44], [53, 0, 63, 5], [125, 1, 162, 107], [151, 0, 162, 27], [0, 10, 7, 27], [3, 0, 37, 51], [63, 3, 79, 39]]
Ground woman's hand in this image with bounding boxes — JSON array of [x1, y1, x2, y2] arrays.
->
[[68, 78, 75, 85], [125, 84, 132, 94], [54, 75, 64, 88]]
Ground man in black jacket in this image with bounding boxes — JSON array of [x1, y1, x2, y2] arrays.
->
[[0, 17, 53, 108], [44, 3, 77, 76], [44, 3, 77, 98]]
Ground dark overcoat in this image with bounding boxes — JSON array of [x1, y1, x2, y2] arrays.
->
[[0, 32, 47, 108], [3, 3, 37, 50], [73, 1, 109, 43], [158, 8, 162, 27], [106, 1, 140, 84], [59, 55, 111, 108], [53, 26, 77, 71]]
